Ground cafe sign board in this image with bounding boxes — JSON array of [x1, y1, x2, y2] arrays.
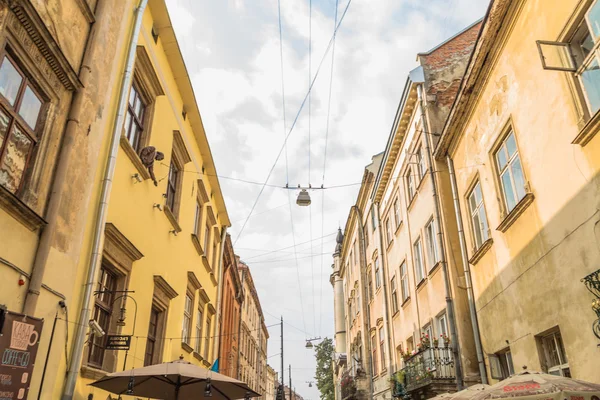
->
[[0, 310, 43, 400]]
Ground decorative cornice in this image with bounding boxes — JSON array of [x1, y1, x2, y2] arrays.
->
[[199, 288, 210, 304], [197, 179, 209, 203], [207, 303, 216, 314], [187, 271, 202, 290], [172, 130, 191, 164], [104, 223, 143, 262], [135, 46, 164, 98], [153, 275, 178, 299], [5, 1, 82, 91], [206, 206, 216, 226]]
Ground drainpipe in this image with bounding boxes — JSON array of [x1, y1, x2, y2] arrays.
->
[[417, 84, 464, 390], [446, 156, 488, 384], [61, 1, 148, 399], [373, 202, 394, 376], [351, 205, 374, 400], [213, 225, 228, 367], [22, 0, 101, 317]]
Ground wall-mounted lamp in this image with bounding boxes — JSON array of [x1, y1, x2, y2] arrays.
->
[[153, 203, 163, 211], [132, 173, 143, 183]]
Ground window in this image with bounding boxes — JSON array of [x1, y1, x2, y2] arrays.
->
[[371, 208, 377, 231], [437, 313, 448, 340], [406, 337, 414, 354], [350, 250, 354, 267], [166, 158, 179, 212], [145, 306, 161, 366], [416, 146, 426, 180], [0, 54, 45, 194], [354, 240, 358, 265], [393, 198, 401, 228], [406, 168, 415, 200], [124, 82, 146, 152], [367, 269, 374, 301], [374, 258, 381, 289], [425, 219, 439, 269], [495, 131, 526, 213], [400, 261, 409, 302], [364, 223, 369, 247], [490, 348, 515, 380], [385, 218, 393, 246], [538, 1, 600, 115], [539, 330, 570, 377], [204, 316, 212, 359], [204, 221, 212, 258], [468, 181, 489, 249], [182, 292, 193, 344], [379, 328, 386, 372], [371, 335, 378, 375], [194, 199, 203, 238], [195, 305, 204, 353], [413, 237, 425, 283], [212, 236, 219, 268], [390, 276, 399, 314], [89, 266, 117, 368]]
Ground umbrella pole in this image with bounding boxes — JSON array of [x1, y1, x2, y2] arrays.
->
[[175, 376, 181, 400]]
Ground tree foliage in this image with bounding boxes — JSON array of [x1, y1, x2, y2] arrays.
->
[[314, 337, 335, 400]]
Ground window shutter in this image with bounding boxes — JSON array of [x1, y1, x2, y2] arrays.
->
[[489, 354, 504, 380]]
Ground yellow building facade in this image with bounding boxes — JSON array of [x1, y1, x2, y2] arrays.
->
[[0, 0, 234, 399], [435, 0, 600, 384]]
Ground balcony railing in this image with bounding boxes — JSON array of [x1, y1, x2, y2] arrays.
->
[[400, 347, 455, 391]]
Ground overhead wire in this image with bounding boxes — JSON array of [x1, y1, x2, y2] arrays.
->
[[319, 0, 340, 336], [232, 0, 355, 247], [239, 232, 337, 260]]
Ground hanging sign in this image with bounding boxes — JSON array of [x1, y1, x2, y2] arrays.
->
[[105, 335, 131, 350], [0, 310, 44, 400]]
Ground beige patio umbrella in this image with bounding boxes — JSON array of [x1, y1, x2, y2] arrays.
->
[[429, 383, 491, 400], [471, 371, 600, 400], [90, 358, 261, 400]]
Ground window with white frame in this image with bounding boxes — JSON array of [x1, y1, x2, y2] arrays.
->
[[374, 257, 382, 289], [400, 261, 409, 302], [490, 348, 515, 380], [385, 217, 393, 246], [182, 292, 193, 345], [379, 328, 386, 372], [390, 276, 399, 314], [495, 131, 527, 213], [413, 237, 425, 283], [468, 181, 490, 250], [437, 313, 448, 346], [367, 268, 374, 301], [393, 198, 401, 228], [416, 146, 426, 180], [425, 219, 439, 269], [538, 0, 600, 116], [195, 304, 203, 353], [539, 329, 570, 377], [406, 168, 415, 200]]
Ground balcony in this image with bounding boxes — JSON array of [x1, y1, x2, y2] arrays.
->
[[399, 347, 456, 397], [340, 367, 369, 400]]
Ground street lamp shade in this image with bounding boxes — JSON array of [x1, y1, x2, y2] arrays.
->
[[305, 340, 314, 349], [296, 189, 311, 206]]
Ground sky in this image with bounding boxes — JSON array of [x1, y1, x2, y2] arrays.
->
[[165, 0, 489, 398]]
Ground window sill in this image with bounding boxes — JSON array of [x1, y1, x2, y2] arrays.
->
[[191, 233, 204, 256], [210, 272, 218, 286], [119, 135, 150, 180], [202, 255, 213, 274], [386, 240, 394, 252], [80, 364, 109, 380], [416, 278, 427, 291], [202, 359, 211, 368], [496, 193, 535, 233], [0, 185, 46, 231], [428, 261, 442, 277], [573, 109, 600, 146], [401, 296, 411, 308], [407, 194, 418, 210], [182, 342, 194, 354], [193, 351, 205, 362], [395, 221, 403, 235], [469, 238, 493, 265], [392, 310, 400, 319], [164, 205, 182, 233]]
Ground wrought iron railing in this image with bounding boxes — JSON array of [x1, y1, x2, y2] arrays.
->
[[400, 347, 455, 391], [582, 268, 600, 339]]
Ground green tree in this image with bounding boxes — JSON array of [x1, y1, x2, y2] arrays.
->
[[314, 337, 335, 400]]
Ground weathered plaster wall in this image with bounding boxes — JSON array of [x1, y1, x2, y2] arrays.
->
[[449, 0, 600, 384]]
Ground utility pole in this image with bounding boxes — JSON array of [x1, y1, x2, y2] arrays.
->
[[289, 365, 293, 400], [281, 316, 285, 400]]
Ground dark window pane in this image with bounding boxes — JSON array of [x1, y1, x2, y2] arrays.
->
[[19, 86, 42, 129], [0, 108, 11, 150], [0, 58, 22, 106], [0, 125, 32, 193]]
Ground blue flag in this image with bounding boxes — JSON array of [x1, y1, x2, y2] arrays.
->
[[211, 359, 219, 372]]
